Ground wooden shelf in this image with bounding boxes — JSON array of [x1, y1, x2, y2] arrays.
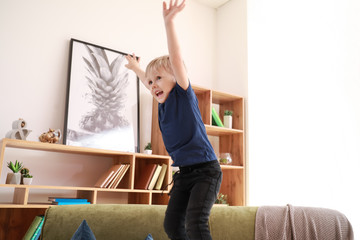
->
[[1, 138, 170, 159], [220, 165, 244, 170], [0, 138, 172, 208], [205, 124, 243, 136], [0, 184, 170, 193], [151, 85, 246, 206]]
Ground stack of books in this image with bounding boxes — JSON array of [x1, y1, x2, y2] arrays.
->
[[49, 197, 90, 205], [135, 164, 168, 190], [23, 215, 44, 240], [94, 163, 130, 188]]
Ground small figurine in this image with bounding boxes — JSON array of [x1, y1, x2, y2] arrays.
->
[[5, 118, 32, 140], [39, 129, 62, 144]]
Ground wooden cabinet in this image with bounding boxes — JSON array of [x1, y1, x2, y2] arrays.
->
[[151, 85, 246, 206], [0, 138, 172, 238]]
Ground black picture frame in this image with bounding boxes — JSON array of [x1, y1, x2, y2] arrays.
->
[[63, 38, 139, 152]]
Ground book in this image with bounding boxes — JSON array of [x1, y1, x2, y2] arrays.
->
[[102, 164, 123, 188], [23, 215, 43, 240], [107, 165, 124, 188], [147, 164, 162, 190], [94, 170, 115, 188], [48, 197, 88, 202], [212, 115, 217, 126], [154, 164, 168, 190], [135, 163, 157, 189], [30, 216, 45, 240], [52, 201, 90, 205], [212, 107, 224, 127], [94, 164, 122, 188], [111, 164, 130, 189]]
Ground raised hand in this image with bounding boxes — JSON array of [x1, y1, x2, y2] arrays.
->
[[163, 0, 186, 23], [125, 53, 147, 87], [125, 53, 141, 71]]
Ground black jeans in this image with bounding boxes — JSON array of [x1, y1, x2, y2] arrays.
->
[[164, 160, 223, 240]]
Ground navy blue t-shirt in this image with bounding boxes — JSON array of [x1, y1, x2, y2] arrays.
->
[[158, 82, 217, 167]]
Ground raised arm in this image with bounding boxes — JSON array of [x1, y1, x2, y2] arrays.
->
[[125, 53, 148, 89], [163, 0, 189, 90]]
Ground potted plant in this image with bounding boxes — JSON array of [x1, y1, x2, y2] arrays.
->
[[215, 193, 228, 206], [144, 142, 152, 155], [21, 167, 33, 185], [223, 110, 233, 129], [6, 160, 23, 184]]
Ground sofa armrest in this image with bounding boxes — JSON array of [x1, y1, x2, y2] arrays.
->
[[210, 206, 258, 240]]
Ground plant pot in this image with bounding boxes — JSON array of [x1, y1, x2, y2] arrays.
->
[[144, 150, 152, 155], [223, 115, 232, 128], [23, 177, 33, 185], [5, 172, 21, 185]]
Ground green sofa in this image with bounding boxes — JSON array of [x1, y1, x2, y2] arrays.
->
[[40, 204, 258, 240]]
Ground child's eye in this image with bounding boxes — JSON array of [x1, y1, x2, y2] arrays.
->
[[148, 80, 153, 85], [156, 76, 161, 80]]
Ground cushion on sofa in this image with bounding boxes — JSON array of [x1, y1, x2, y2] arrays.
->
[[145, 233, 154, 240], [71, 219, 96, 240]]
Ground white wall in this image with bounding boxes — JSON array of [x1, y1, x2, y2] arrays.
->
[[248, 0, 360, 237], [216, 0, 247, 98], [216, 0, 249, 201], [0, 0, 216, 199]]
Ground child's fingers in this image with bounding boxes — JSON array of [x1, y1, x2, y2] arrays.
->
[[126, 53, 139, 63], [180, 0, 186, 8], [163, 0, 185, 15]]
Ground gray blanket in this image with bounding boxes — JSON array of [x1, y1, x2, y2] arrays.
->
[[255, 204, 354, 240]]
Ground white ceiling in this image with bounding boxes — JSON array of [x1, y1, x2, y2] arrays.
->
[[194, 0, 231, 9]]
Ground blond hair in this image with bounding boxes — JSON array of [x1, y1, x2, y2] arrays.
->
[[145, 55, 173, 77]]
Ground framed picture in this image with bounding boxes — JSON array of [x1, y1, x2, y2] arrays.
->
[[64, 39, 139, 152]]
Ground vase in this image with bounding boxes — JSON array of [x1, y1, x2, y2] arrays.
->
[[5, 172, 21, 184], [144, 150, 152, 155], [23, 178, 33, 185], [218, 153, 232, 165], [223, 115, 232, 128]]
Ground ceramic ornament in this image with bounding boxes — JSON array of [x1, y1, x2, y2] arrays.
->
[[5, 118, 32, 140], [39, 129, 62, 143]]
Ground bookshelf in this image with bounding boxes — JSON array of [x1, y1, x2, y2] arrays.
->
[[0, 138, 172, 238], [151, 84, 246, 206]]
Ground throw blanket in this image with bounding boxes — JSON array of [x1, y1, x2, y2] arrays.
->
[[255, 204, 354, 240]]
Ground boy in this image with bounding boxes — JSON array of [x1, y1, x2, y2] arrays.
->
[[125, 1, 222, 239]]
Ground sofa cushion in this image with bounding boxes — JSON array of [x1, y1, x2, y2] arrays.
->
[[145, 233, 154, 240], [71, 220, 96, 240]]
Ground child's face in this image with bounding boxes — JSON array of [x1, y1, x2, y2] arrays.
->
[[147, 68, 176, 103]]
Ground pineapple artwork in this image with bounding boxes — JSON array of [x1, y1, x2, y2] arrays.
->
[[64, 39, 139, 152], [81, 44, 129, 132]]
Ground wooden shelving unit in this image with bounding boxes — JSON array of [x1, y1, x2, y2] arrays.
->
[[0, 138, 172, 238], [151, 84, 246, 206]]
